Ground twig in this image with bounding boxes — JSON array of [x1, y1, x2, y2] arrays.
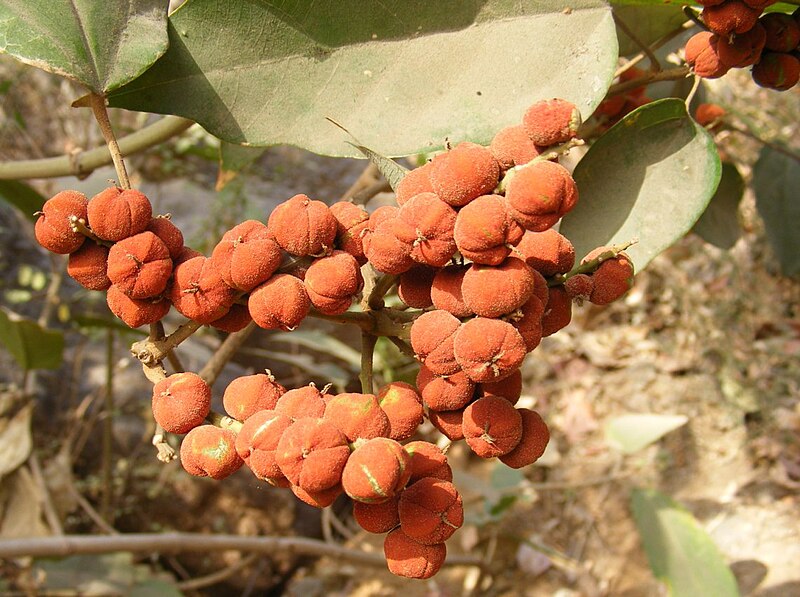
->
[[0, 533, 486, 570], [206, 410, 244, 433], [177, 554, 259, 592], [683, 5, 709, 32], [67, 478, 119, 535], [616, 21, 694, 77], [166, 350, 185, 374], [495, 138, 585, 194], [613, 13, 660, 71], [37, 254, 64, 328], [607, 66, 691, 98], [101, 328, 115, 521], [69, 215, 112, 246], [726, 124, 800, 163], [89, 93, 130, 189], [367, 274, 397, 310], [152, 424, 177, 463], [351, 179, 392, 206], [359, 331, 377, 394], [548, 240, 637, 287], [387, 336, 415, 359], [27, 452, 64, 535], [0, 116, 194, 180], [198, 321, 257, 385], [131, 320, 204, 366], [685, 74, 702, 108], [339, 162, 379, 202]]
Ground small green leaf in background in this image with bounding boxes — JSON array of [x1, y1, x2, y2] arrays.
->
[[562, 98, 722, 272], [217, 142, 268, 191], [349, 143, 409, 192], [753, 146, 800, 277], [611, 3, 688, 57], [109, 0, 618, 157], [693, 162, 744, 250], [0, 180, 45, 218], [0, 0, 168, 94], [0, 307, 64, 370], [605, 414, 688, 454], [631, 488, 740, 597]]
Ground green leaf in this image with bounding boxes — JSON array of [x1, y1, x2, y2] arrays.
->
[[631, 488, 740, 597], [753, 146, 800, 277], [0, 0, 169, 93], [0, 180, 45, 217], [611, 4, 688, 57], [605, 414, 687, 454], [0, 307, 63, 371], [109, 0, 618, 157], [562, 98, 721, 272], [349, 143, 408, 193], [693, 162, 744, 250], [217, 142, 267, 191]]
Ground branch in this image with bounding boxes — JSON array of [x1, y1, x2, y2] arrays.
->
[[198, 321, 257, 386], [726, 124, 800, 163], [206, 410, 243, 433], [89, 93, 130, 189], [548, 240, 637, 287], [131, 321, 203, 366], [367, 274, 397, 310], [0, 116, 194, 180], [387, 336, 415, 358], [613, 12, 660, 71], [607, 66, 691, 98], [0, 533, 486, 570]]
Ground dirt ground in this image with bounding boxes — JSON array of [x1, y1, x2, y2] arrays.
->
[[0, 58, 798, 596]]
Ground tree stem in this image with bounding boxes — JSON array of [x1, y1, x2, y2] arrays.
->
[[89, 94, 130, 190], [198, 321, 257, 386]]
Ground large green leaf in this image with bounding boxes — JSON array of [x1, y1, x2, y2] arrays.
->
[[693, 162, 744, 250], [753, 146, 800, 277], [0, 307, 64, 370], [0, 181, 45, 218], [108, 0, 618, 157], [561, 98, 721, 271], [631, 488, 740, 597], [0, 0, 168, 93]]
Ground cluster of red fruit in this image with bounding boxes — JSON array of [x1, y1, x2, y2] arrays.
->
[[687, 2, 800, 91], [592, 67, 652, 130], [32, 96, 636, 579], [150, 369, 548, 579]]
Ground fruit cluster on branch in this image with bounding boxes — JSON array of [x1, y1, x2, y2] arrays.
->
[[33, 97, 635, 579]]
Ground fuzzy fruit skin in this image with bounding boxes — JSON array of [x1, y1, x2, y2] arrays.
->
[[291, 483, 343, 508], [479, 369, 522, 405], [404, 441, 453, 483], [395, 162, 434, 206], [377, 382, 425, 441], [211, 220, 282, 292], [248, 273, 310, 331], [223, 373, 286, 421], [717, 23, 766, 68], [398, 477, 463, 545], [514, 230, 575, 276], [454, 195, 525, 265], [35, 190, 89, 254], [761, 13, 800, 53], [397, 266, 436, 309], [181, 425, 243, 480], [267, 193, 337, 256], [235, 409, 293, 481], [564, 273, 594, 302], [462, 396, 523, 458], [106, 285, 170, 328], [323, 392, 391, 442], [209, 303, 253, 333], [583, 248, 634, 305], [107, 231, 173, 299], [428, 408, 467, 441], [87, 187, 152, 242], [410, 310, 462, 376], [453, 317, 527, 383], [541, 286, 572, 337], [429, 142, 500, 207], [752, 51, 800, 90], [362, 218, 416, 275], [500, 408, 550, 469], [391, 192, 457, 268], [490, 124, 544, 170], [169, 256, 236, 324], [430, 265, 473, 318], [685, 32, 729, 79], [329, 201, 369, 263], [275, 385, 327, 420], [702, 1, 762, 35], [275, 417, 351, 492], [384, 528, 446, 579], [522, 98, 582, 147], [146, 216, 184, 260], [694, 103, 727, 127], [510, 294, 545, 352], [152, 372, 212, 434], [303, 250, 363, 315], [416, 365, 475, 412], [67, 242, 110, 291], [462, 257, 535, 318], [353, 496, 400, 533], [505, 161, 578, 231], [342, 437, 412, 503]]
